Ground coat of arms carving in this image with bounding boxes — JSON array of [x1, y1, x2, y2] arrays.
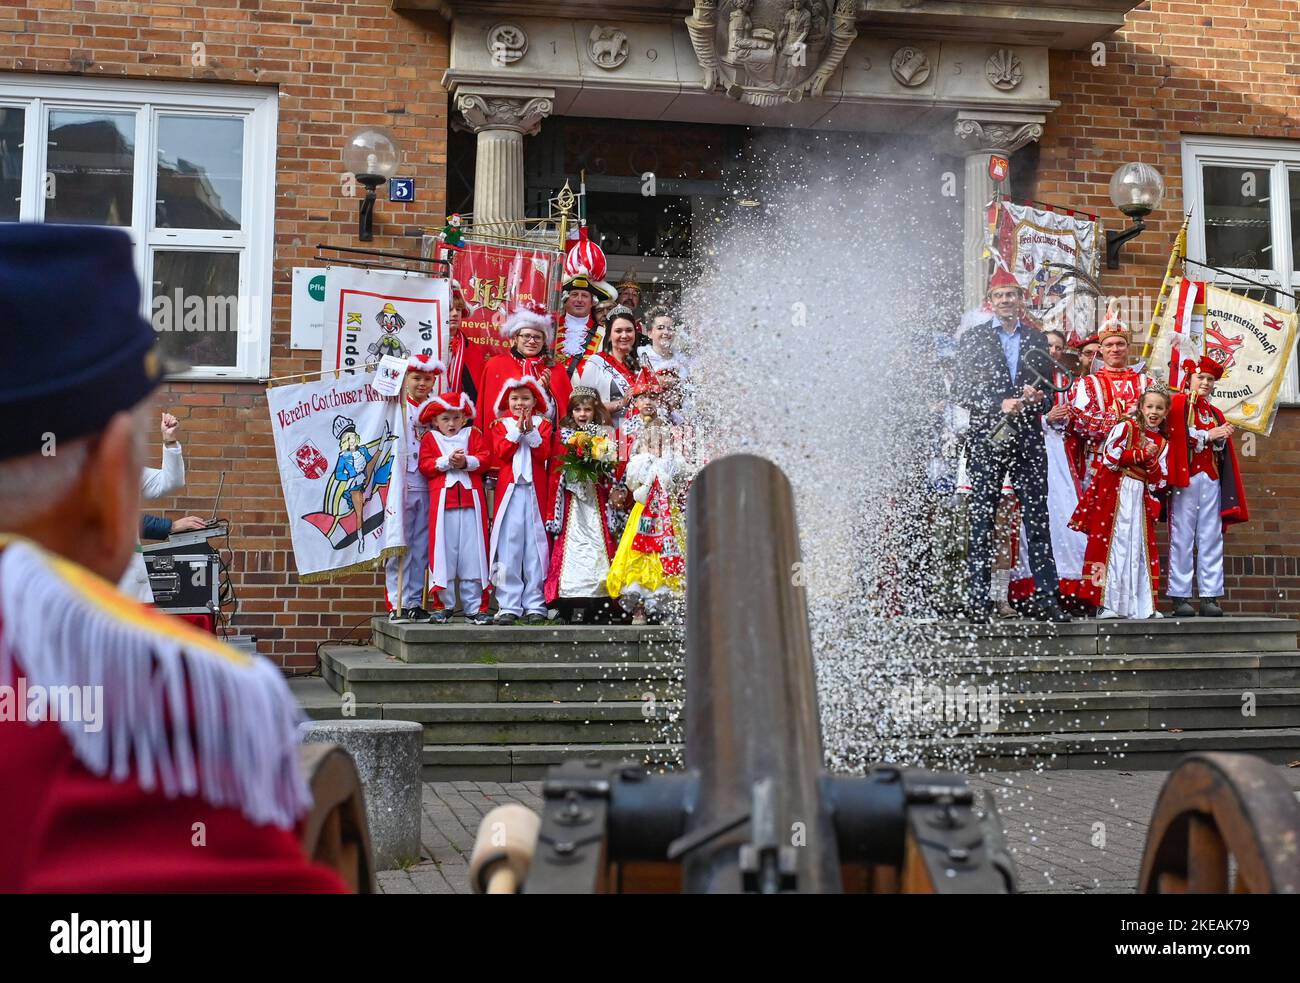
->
[[685, 0, 858, 107]]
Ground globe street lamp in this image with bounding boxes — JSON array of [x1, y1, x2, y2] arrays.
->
[[1105, 162, 1165, 269], [343, 126, 402, 242]]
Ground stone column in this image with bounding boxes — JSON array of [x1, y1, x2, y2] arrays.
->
[[953, 112, 1046, 311], [454, 86, 554, 237]]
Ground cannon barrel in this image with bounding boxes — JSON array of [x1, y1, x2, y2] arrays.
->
[[682, 454, 841, 892], [518, 454, 1016, 894]]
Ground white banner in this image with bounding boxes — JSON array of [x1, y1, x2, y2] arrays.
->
[[321, 266, 449, 374], [987, 200, 1101, 343], [1151, 279, 1298, 434], [268, 371, 408, 580], [290, 267, 327, 350]]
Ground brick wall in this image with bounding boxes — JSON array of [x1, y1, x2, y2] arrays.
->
[[0, 0, 451, 667], [1037, 0, 1300, 616]]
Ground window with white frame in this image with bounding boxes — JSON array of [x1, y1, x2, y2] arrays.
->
[[0, 75, 277, 380], [1182, 135, 1300, 404]]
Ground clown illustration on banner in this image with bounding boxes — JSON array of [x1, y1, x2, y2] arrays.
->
[[320, 265, 449, 375], [985, 199, 1102, 343], [268, 370, 410, 579]]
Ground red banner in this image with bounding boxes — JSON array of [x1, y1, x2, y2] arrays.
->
[[452, 240, 561, 354]]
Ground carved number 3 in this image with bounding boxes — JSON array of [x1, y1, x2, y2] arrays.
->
[[862, 58, 872, 71], [647, 48, 658, 61]]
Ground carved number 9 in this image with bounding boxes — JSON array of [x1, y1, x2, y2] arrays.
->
[[647, 48, 658, 61]]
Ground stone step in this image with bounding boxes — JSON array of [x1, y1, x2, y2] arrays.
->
[[381, 700, 680, 745], [923, 616, 1299, 657], [420, 742, 683, 782], [901, 687, 1300, 736], [953, 727, 1300, 771], [371, 617, 682, 664], [898, 651, 1300, 693], [320, 644, 681, 703]]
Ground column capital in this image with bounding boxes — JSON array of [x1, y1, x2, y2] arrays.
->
[[454, 85, 555, 137], [953, 111, 1046, 156]]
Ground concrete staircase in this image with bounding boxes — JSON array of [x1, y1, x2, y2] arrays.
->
[[909, 617, 1300, 769], [294, 617, 684, 781], [289, 615, 1300, 778]]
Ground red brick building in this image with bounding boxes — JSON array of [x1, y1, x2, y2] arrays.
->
[[3, 1, 1298, 667]]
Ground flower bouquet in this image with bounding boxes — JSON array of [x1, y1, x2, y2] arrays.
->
[[559, 428, 616, 485]]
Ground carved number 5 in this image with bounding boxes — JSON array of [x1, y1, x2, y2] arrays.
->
[[953, 61, 963, 75]]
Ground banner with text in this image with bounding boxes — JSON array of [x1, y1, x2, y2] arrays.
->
[[1152, 282, 1298, 435], [321, 266, 448, 375], [268, 371, 408, 580], [451, 240, 560, 353], [986, 200, 1101, 344]]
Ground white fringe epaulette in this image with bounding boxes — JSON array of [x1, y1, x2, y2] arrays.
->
[[0, 539, 312, 830]]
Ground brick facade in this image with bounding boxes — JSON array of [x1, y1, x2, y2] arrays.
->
[[1034, 0, 1300, 616], [0, 0, 451, 667], [5, 1, 1299, 662]]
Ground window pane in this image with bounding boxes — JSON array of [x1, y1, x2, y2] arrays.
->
[[46, 109, 135, 225], [156, 115, 243, 230], [1290, 169, 1300, 274], [1202, 164, 1271, 270], [151, 250, 240, 367], [0, 107, 22, 222]]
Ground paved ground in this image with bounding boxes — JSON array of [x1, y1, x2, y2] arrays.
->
[[377, 767, 1300, 895]]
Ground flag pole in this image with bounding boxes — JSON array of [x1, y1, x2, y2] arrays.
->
[[1141, 211, 1191, 360]]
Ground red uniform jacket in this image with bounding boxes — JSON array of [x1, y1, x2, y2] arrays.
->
[[1166, 392, 1249, 529], [490, 416, 554, 523], [418, 426, 493, 600], [476, 351, 572, 439], [0, 646, 345, 893]]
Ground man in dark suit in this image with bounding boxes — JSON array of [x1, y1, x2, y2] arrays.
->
[[954, 269, 1070, 623]]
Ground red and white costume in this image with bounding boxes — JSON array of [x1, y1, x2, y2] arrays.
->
[[489, 378, 554, 617], [1070, 419, 1169, 618], [1068, 365, 1155, 482], [1043, 365, 1089, 597], [555, 225, 613, 363], [476, 306, 572, 436], [418, 392, 492, 615], [384, 354, 444, 613], [1166, 362, 1250, 600]]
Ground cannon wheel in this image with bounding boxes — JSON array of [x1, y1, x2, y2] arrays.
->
[[1137, 752, 1300, 894], [298, 744, 377, 894]]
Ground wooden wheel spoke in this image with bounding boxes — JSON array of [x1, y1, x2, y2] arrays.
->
[[1138, 752, 1300, 895]]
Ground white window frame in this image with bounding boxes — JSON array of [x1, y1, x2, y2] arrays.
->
[[0, 74, 277, 381], [1182, 134, 1300, 404]]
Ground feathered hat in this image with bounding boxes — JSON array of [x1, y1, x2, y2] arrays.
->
[[407, 352, 446, 376], [562, 225, 614, 301], [419, 390, 476, 425], [1196, 354, 1226, 380], [1097, 302, 1129, 342], [502, 301, 555, 347], [495, 375, 550, 416]]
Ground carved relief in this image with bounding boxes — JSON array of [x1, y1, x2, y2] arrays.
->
[[485, 24, 528, 66], [587, 25, 630, 70], [685, 0, 858, 107], [890, 46, 930, 87], [457, 92, 553, 136], [985, 48, 1024, 91], [953, 117, 1043, 154]]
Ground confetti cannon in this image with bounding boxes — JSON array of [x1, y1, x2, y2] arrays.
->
[[989, 347, 1074, 446], [470, 454, 1018, 894]]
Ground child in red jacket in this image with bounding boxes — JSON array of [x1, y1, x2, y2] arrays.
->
[[418, 391, 492, 624], [488, 377, 554, 625]]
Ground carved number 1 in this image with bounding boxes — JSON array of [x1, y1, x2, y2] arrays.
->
[[551, 40, 557, 55]]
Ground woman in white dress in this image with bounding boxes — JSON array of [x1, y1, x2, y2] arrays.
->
[[1041, 330, 1089, 601], [575, 308, 640, 433]]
